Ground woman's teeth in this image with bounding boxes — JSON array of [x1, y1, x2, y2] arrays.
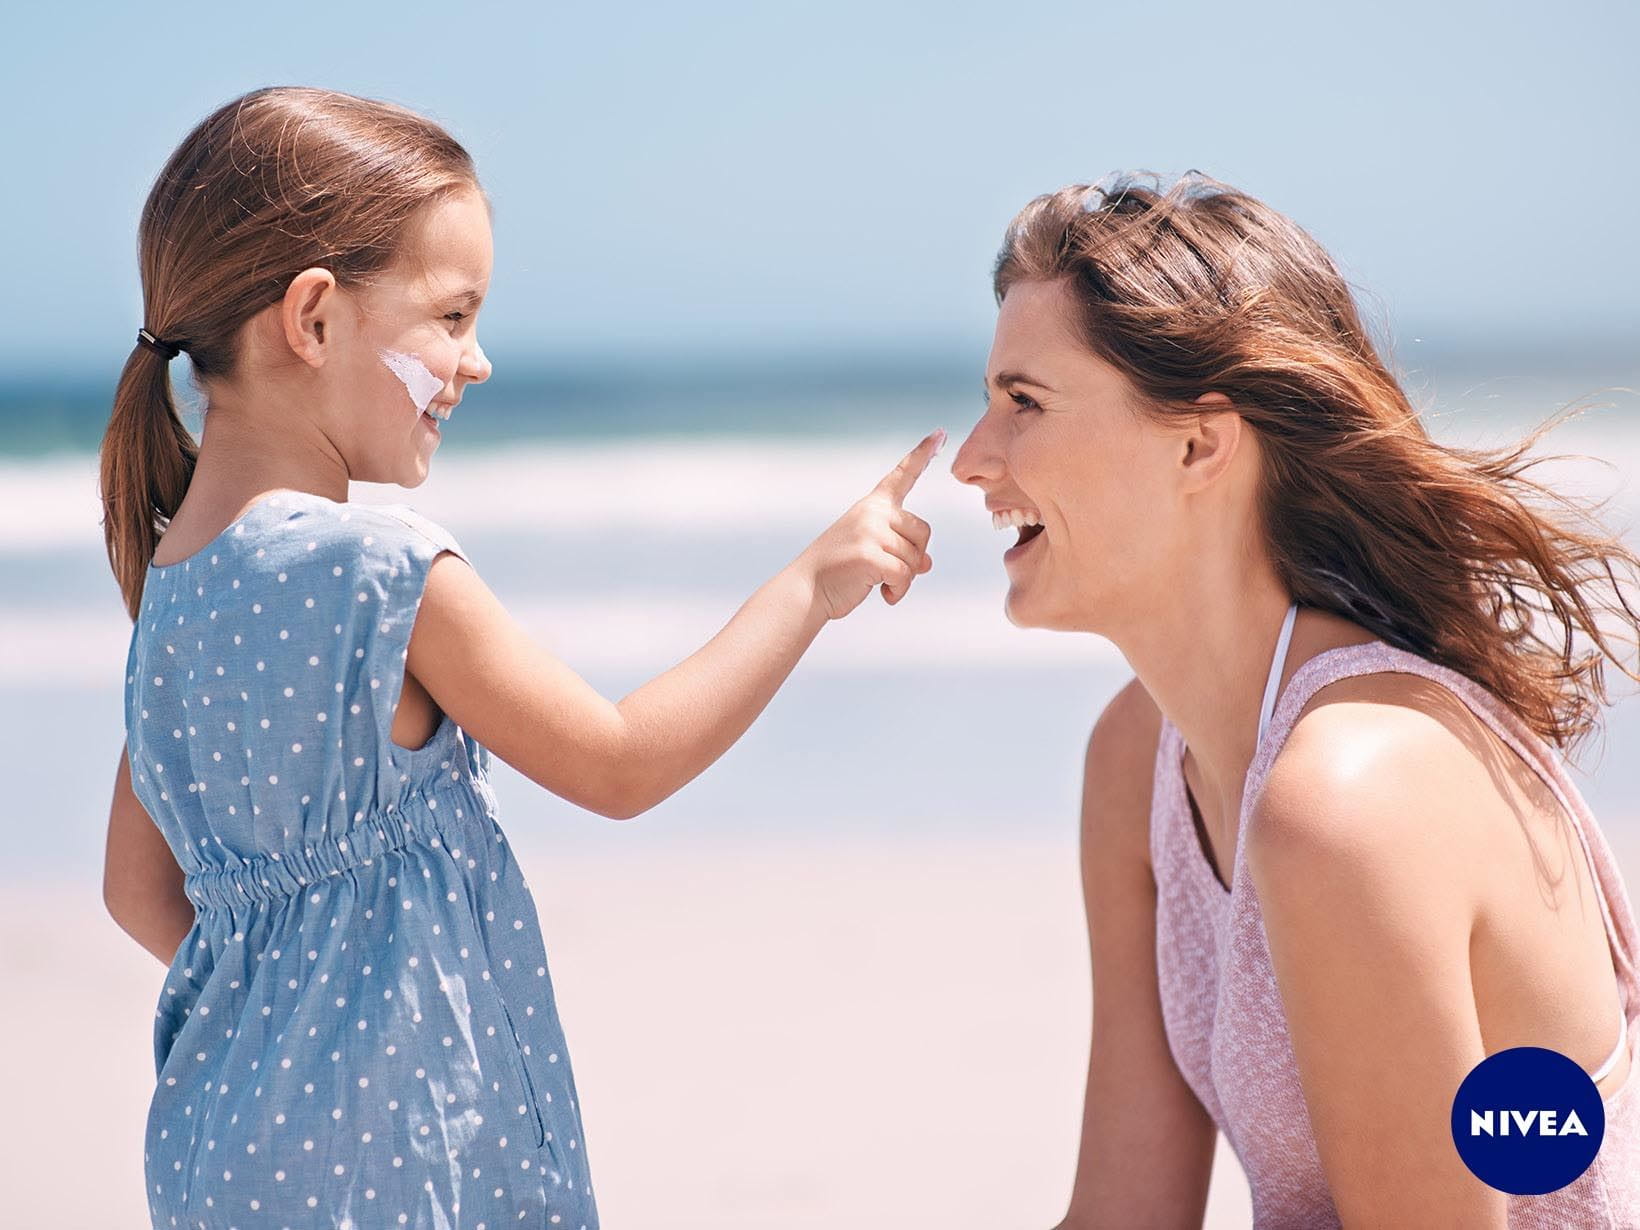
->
[[993, 508, 1046, 552], [991, 508, 1043, 532]]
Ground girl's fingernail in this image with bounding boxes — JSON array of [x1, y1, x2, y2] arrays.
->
[[931, 427, 947, 455]]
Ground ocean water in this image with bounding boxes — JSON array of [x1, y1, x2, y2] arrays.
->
[[4, 351, 1639, 886]]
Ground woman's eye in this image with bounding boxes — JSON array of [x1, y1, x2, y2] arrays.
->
[[1010, 392, 1040, 412]]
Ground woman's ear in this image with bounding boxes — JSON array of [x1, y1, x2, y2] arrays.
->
[[281, 267, 338, 368], [1178, 391, 1243, 490]]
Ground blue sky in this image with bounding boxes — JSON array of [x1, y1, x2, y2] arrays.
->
[[10, 0, 1637, 369]]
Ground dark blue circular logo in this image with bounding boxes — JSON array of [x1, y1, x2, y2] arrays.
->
[[1451, 1046, 1605, 1194]]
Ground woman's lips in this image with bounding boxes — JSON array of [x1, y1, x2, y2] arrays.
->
[[1004, 523, 1045, 563]]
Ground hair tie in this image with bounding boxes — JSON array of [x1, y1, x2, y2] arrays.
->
[[136, 328, 183, 360]]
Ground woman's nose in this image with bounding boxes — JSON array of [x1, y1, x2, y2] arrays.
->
[[950, 414, 1003, 486]]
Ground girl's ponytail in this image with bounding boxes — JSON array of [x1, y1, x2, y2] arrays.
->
[[100, 337, 198, 621]]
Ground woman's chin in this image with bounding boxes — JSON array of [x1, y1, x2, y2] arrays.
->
[[1004, 586, 1092, 634], [1003, 587, 1044, 630]]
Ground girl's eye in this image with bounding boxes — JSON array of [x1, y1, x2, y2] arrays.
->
[[444, 311, 468, 326]]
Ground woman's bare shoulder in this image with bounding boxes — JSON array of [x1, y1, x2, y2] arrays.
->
[[1081, 676, 1166, 859], [1086, 676, 1163, 779], [1253, 667, 1502, 901]]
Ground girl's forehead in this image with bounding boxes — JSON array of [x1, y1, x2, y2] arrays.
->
[[399, 189, 493, 287]]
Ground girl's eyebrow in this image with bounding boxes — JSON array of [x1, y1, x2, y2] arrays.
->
[[428, 284, 487, 309]]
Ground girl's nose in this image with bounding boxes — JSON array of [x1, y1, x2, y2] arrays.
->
[[463, 339, 492, 384]]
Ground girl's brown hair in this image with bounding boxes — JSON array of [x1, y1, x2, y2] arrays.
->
[[100, 86, 480, 621], [994, 170, 1640, 764]]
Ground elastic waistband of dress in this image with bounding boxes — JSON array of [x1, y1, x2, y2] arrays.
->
[[182, 785, 489, 911]]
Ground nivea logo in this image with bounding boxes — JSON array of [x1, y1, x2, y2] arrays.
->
[[1469, 1108, 1588, 1137], [1451, 1047, 1605, 1194]]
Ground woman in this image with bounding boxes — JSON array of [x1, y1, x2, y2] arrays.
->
[[949, 171, 1640, 1227]]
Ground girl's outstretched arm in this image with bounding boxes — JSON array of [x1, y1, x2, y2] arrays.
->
[[406, 430, 944, 819]]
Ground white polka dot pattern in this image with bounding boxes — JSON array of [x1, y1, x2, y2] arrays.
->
[[124, 490, 598, 1228]]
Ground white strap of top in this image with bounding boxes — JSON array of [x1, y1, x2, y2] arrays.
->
[[1256, 600, 1300, 748]]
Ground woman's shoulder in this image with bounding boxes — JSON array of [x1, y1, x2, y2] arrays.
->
[[1287, 664, 1491, 766], [1082, 676, 1168, 858], [1249, 661, 1514, 904], [1088, 674, 1165, 774]]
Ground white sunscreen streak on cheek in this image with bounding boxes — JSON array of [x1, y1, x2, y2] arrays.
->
[[378, 348, 444, 414]]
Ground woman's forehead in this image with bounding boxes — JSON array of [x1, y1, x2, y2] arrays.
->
[[989, 280, 1108, 388]]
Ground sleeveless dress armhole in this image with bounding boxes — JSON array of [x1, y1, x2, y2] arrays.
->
[[357, 505, 495, 788]]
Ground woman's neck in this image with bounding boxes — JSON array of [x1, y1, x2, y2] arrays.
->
[[1119, 571, 1377, 832], [1131, 579, 1294, 825]]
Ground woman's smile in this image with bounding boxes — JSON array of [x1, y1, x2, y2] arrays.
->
[[1004, 523, 1046, 565], [990, 504, 1046, 563]]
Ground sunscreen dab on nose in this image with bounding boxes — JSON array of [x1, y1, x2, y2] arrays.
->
[[378, 348, 444, 414]]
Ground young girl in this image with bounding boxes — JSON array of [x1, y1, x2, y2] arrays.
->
[[99, 86, 941, 1230]]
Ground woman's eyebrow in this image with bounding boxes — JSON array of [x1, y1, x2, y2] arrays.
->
[[987, 370, 1057, 393]]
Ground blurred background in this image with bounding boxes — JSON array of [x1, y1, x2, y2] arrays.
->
[[2, 1, 1636, 1226]]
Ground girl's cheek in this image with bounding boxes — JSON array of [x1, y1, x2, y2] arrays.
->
[[377, 348, 443, 413]]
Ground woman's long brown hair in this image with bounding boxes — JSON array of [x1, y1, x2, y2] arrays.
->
[[994, 170, 1640, 766], [100, 86, 480, 622]]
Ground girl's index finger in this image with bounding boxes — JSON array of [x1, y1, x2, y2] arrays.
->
[[874, 427, 947, 505]]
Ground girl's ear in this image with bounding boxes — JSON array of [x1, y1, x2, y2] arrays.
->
[[281, 267, 338, 367]]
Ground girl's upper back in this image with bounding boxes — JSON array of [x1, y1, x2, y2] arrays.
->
[[124, 488, 495, 909], [1149, 639, 1640, 1227]]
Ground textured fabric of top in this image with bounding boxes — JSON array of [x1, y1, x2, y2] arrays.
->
[[1150, 630, 1640, 1228], [123, 488, 599, 1229]]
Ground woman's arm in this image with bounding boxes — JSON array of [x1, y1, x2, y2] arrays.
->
[[1055, 678, 1219, 1229], [103, 741, 195, 964], [1248, 699, 1508, 1228], [407, 432, 939, 819]]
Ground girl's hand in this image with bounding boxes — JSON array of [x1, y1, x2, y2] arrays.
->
[[406, 426, 946, 819], [795, 428, 944, 621]]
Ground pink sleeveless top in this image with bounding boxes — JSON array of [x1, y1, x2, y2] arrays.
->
[[1150, 602, 1640, 1227]]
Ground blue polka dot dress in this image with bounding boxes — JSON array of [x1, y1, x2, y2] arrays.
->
[[124, 489, 600, 1229]]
